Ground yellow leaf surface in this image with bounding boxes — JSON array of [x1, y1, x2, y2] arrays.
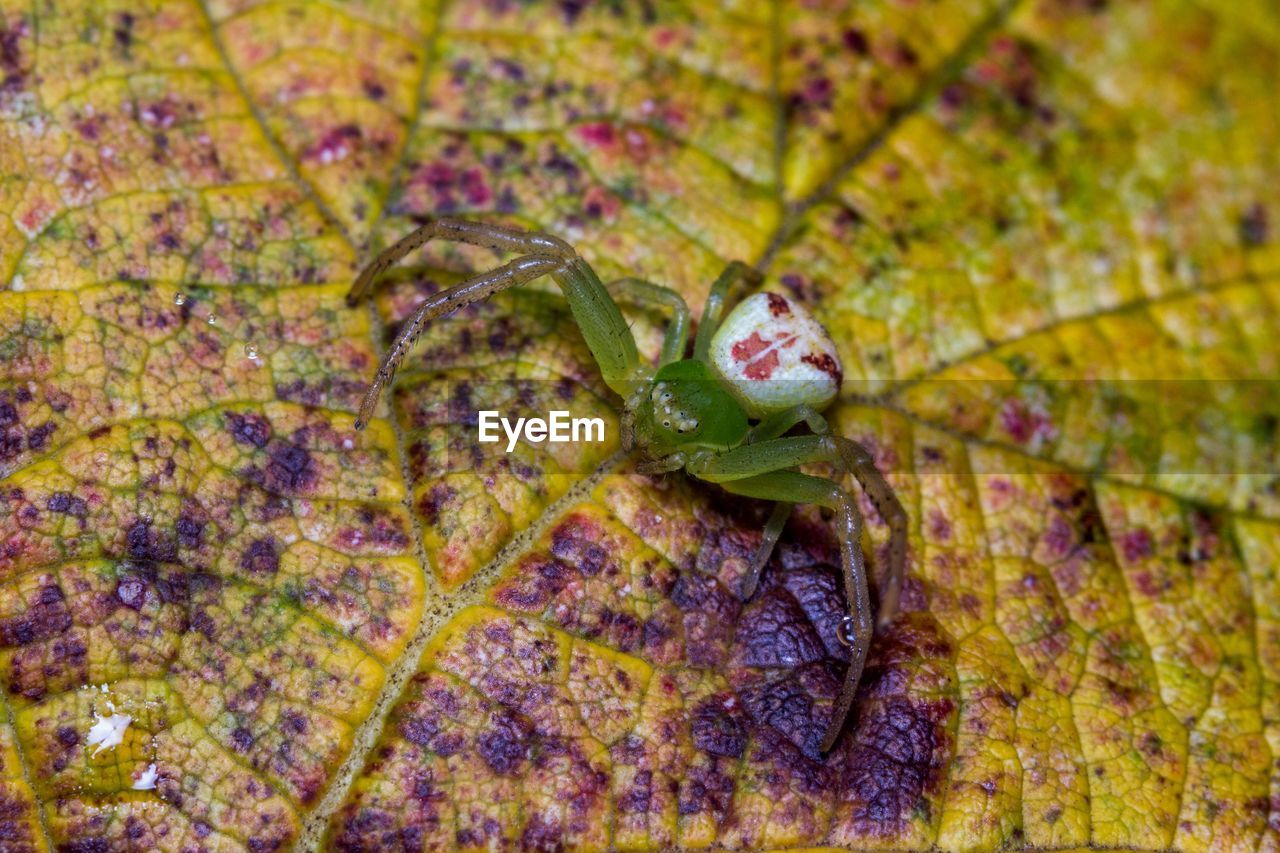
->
[[1, 0, 1278, 850]]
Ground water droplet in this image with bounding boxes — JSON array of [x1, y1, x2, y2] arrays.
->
[[837, 615, 857, 647], [245, 344, 259, 361], [173, 292, 186, 306]]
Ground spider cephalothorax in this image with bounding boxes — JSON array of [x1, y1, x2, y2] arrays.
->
[[624, 360, 748, 459], [347, 217, 907, 752]]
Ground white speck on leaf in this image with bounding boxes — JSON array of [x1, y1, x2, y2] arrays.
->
[[132, 763, 158, 790], [87, 712, 132, 756]]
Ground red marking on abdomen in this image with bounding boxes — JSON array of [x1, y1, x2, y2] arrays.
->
[[731, 332, 773, 362], [743, 351, 779, 380], [802, 353, 842, 383]]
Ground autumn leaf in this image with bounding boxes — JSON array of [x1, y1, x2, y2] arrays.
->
[[1, 0, 1278, 851]]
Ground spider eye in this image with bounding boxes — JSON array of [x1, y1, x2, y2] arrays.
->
[[661, 419, 672, 429]]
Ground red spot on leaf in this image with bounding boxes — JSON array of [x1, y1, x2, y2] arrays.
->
[[1133, 570, 1164, 597], [575, 122, 617, 148], [459, 168, 492, 206], [138, 98, 180, 129], [999, 398, 1055, 445], [303, 124, 361, 165], [1121, 528, 1153, 563], [652, 26, 678, 49], [927, 510, 952, 542]]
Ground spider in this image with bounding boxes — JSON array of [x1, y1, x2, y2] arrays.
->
[[347, 218, 907, 752]]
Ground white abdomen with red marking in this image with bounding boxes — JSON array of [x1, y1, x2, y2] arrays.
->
[[709, 291, 843, 417]]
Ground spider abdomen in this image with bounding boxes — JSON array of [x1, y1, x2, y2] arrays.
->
[[708, 292, 843, 417]]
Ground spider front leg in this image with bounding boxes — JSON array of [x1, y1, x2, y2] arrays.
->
[[825, 433, 908, 626], [746, 409, 906, 623], [740, 500, 792, 600], [692, 261, 762, 360], [352, 255, 563, 427], [742, 410, 835, 598], [606, 277, 690, 365], [688, 432, 907, 751], [701, 466, 871, 754], [636, 451, 688, 475], [347, 217, 574, 306], [347, 218, 647, 425], [747, 404, 830, 443]]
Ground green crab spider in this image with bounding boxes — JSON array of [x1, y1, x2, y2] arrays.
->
[[347, 217, 907, 753]]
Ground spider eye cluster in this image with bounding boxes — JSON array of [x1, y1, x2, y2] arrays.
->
[[650, 382, 699, 434]]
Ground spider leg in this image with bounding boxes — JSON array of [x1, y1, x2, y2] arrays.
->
[[825, 487, 870, 753], [349, 219, 646, 418], [740, 407, 845, 604], [690, 431, 906, 749], [348, 217, 575, 306], [355, 254, 564, 428], [747, 404, 830, 443], [620, 406, 637, 451], [692, 431, 905, 627], [741, 500, 792, 600], [692, 261, 763, 360], [826, 436, 907, 628], [606, 277, 691, 365], [551, 259, 642, 395], [708, 468, 871, 754], [635, 451, 688, 475]]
